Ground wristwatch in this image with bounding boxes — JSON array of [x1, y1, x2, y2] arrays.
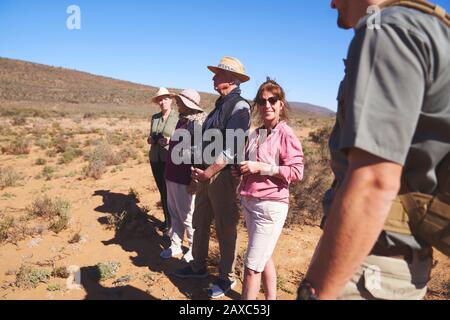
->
[[297, 280, 318, 300]]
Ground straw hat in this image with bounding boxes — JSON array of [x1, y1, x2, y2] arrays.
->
[[174, 89, 204, 112], [152, 87, 173, 104], [207, 56, 250, 83]]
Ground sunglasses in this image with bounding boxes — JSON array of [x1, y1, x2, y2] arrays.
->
[[256, 96, 280, 106]]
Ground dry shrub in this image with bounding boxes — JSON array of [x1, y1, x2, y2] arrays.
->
[[28, 196, 71, 234], [1, 137, 31, 155], [0, 167, 23, 189], [84, 160, 106, 180], [0, 216, 34, 245], [35, 137, 51, 150], [287, 124, 334, 226], [51, 135, 68, 153], [84, 142, 130, 179], [0, 215, 15, 243], [11, 116, 27, 126]]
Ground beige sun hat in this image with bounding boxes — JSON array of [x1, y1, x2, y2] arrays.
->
[[152, 87, 173, 104], [207, 56, 250, 83], [174, 89, 204, 112]]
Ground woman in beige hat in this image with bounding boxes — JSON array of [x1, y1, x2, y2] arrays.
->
[[161, 89, 207, 262], [148, 87, 179, 232]]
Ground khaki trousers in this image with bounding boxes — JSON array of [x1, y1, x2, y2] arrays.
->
[[191, 169, 241, 282]]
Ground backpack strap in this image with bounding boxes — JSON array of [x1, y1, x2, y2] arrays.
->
[[380, 0, 450, 27]]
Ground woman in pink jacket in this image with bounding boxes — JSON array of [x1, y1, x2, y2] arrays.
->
[[232, 79, 304, 300]]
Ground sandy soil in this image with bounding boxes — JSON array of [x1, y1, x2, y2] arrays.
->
[[0, 117, 448, 300]]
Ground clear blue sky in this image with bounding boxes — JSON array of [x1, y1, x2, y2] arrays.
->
[[1, 0, 449, 111]]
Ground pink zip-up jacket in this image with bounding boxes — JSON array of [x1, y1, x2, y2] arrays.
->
[[239, 121, 304, 204]]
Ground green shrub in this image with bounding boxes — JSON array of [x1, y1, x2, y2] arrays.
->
[[47, 283, 61, 291], [58, 148, 83, 164], [40, 166, 56, 181], [35, 137, 51, 150], [35, 158, 47, 166], [91, 261, 121, 282], [15, 265, 51, 289]]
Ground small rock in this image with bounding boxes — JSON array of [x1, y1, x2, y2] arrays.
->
[[112, 275, 133, 286], [28, 238, 43, 248]]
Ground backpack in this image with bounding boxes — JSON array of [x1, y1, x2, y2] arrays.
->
[[381, 0, 450, 256]]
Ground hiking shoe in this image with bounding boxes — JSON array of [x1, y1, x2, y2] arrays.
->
[[174, 266, 208, 279], [208, 279, 237, 299], [160, 246, 183, 259], [182, 249, 194, 263]]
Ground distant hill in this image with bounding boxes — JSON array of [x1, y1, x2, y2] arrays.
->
[[289, 102, 335, 117], [0, 57, 334, 118]]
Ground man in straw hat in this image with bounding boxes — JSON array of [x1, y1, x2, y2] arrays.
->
[[298, 0, 450, 300], [175, 56, 252, 299]]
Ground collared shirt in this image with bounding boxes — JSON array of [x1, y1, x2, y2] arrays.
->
[[149, 109, 179, 163], [324, 6, 450, 249]]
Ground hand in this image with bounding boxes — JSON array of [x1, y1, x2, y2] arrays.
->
[[239, 161, 263, 177], [147, 136, 155, 145], [187, 179, 199, 195], [159, 137, 170, 147], [191, 167, 211, 183], [230, 165, 242, 178]]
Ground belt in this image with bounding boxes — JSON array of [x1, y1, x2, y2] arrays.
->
[[370, 242, 413, 263]]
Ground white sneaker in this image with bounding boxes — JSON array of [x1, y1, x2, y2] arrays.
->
[[160, 246, 183, 259], [182, 249, 194, 263], [208, 279, 237, 299]]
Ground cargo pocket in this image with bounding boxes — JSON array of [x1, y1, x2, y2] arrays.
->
[[362, 256, 428, 300]]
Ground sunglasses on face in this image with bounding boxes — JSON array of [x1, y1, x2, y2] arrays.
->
[[256, 96, 280, 106]]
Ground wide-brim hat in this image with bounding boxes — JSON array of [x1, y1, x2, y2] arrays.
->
[[207, 56, 250, 83], [152, 87, 173, 104], [174, 89, 204, 112]]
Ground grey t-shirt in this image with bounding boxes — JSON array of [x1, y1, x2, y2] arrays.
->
[[324, 6, 450, 249]]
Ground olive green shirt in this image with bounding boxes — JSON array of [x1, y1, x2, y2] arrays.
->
[[324, 6, 450, 249], [149, 109, 179, 163]]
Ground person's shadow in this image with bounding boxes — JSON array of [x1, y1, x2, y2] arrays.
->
[[92, 190, 234, 300], [80, 265, 157, 300]]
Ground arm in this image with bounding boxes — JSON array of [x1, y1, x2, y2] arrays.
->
[[305, 148, 402, 300], [191, 155, 228, 183], [240, 130, 304, 183]]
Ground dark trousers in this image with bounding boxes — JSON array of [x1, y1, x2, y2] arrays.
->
[[150, 161, 170, 228]]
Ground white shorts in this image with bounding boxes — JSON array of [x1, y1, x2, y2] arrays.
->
[[241, 197, 289, 273]]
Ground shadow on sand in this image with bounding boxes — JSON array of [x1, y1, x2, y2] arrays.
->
[[91, 190, 240, 300]]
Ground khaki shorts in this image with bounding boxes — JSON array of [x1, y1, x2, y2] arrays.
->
[[242, 197, 289, 273], [338, 249, 433, 300]]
